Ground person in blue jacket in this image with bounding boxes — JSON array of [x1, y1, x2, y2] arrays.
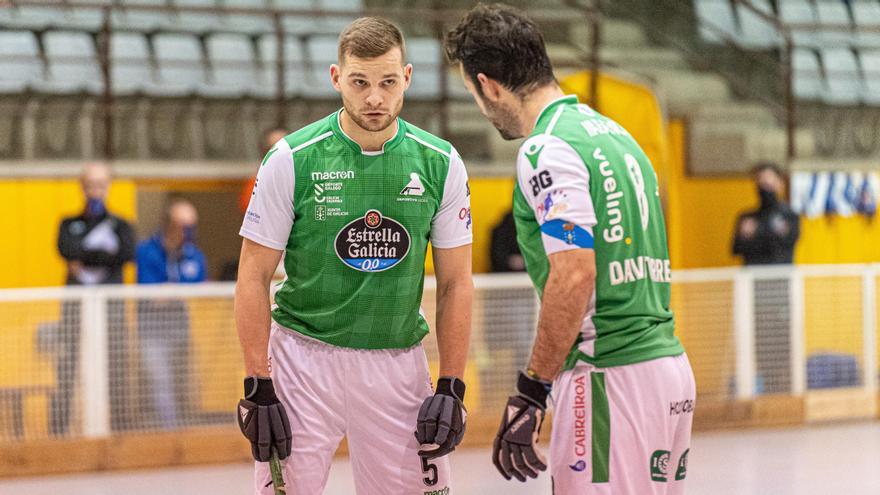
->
[[136, 198, 206, 429]]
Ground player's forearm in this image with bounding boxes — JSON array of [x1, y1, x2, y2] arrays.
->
[[435, 277, 473, 378], [234, 276, 273, 377], [528, 267, 594, 381]]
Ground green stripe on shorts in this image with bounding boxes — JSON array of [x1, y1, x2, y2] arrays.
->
[[591, 371, 610, 483]]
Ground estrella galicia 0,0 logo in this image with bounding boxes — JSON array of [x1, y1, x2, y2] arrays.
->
[[335, 209, 411, 272]]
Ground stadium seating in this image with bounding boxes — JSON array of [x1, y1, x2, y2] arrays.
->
[[110, 0, 174, 31], [223, 0, 274, 34], [736, 0, 782, 49], [695, 0, 739, 44], [204, 33, 264, 97], [859, 49, 880, 104], [302, 35, 340, 98], [793, 48, 824, 100], [0, 31, 43, 94], [36, 31, 104, 95], [110, 32, 154, 95], [815, 0, 853, 47], [853, 1, 880, 47], [407, 38, 442, 100], [149, 33, 208, 96], [171, 0, 223, 33], [258, 33, 305, 97], [779, 0, 820, 47], [821, 47, 862, 104]]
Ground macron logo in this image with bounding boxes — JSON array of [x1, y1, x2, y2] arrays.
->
[[400, 173, 424, 196], [239, 405, 249, 422], [311, 170, 354, 181]]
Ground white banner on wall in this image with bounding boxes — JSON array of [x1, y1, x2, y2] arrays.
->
[[790, 171, 879, 218]]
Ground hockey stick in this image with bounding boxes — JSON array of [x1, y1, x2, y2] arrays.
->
[[269, 447, 286, 494]]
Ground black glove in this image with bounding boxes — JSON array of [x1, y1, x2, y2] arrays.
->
[[493, 371, 550, 482], [414, 376, 467, 459], [237, 376, 292, 462]]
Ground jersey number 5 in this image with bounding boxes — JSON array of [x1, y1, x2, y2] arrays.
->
[[625, 154, 650, 231], [421, 457, 438, 486]]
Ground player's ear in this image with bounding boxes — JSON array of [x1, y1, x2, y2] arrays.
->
[[402, 63, 412, 91], [330, 64, 342, 92], [476, 73, 503, 103]]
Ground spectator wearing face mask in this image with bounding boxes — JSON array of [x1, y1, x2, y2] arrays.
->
[[135, 198, 206, 429], [733, 163, 800, 265], [52, 163, 135, 436]]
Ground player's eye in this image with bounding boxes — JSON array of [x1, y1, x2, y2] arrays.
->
[[382, 79, 396, 87], [353, 79, 367, 87]]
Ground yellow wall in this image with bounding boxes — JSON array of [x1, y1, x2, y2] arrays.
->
[[426, 176, 516, 274], [0, 179, 137, 288], [664, 120, 880, 268]]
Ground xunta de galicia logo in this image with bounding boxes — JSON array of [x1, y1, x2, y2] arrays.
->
[[335, 209, 411, 272]]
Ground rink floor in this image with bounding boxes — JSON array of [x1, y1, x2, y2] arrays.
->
[[2, 421, 878, 494]]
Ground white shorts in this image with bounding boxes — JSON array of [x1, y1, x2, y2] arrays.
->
[[549, 353, 695, 495], [254, 322, 451, 495]]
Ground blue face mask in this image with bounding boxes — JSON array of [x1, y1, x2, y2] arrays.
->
[[183, 225, 197, 244], [86, 198, 106, 218]]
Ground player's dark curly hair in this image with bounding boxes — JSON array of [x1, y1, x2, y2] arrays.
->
[[444, 3, 556, 98]]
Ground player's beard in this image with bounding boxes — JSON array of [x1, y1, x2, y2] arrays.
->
[[342, 96, 402, 133], [482, 97, 522, 141]]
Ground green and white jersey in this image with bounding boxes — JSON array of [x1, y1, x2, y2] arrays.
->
[[240, 110, 472, 350], [513, 95, 683, 369]]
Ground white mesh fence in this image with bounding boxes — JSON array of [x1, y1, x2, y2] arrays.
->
[[0, 265, 878, 443]]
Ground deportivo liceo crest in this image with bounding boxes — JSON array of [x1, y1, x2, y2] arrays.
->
[[334, 209, 411, 272]]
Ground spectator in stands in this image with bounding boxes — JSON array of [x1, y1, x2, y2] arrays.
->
[[223, 127, 288, 281], [490, 209, 525, 272], [238, 127, 288, 215], [136, 198, 207, 430], [53, 163, 135, 436], [732, 163, 800, 265], [733, 163, 801, 394]]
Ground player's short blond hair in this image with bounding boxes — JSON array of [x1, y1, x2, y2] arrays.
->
[[338, 17, 406, 64]]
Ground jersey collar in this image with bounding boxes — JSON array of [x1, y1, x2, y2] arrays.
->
[[533, 94, 579, 129], [330, 109, 406, 155]]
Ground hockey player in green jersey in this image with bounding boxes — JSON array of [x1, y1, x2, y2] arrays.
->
[[235, 17, 473, 494], [446, 4, 695, 494]]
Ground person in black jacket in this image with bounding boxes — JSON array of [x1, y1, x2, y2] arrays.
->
[[732, 163, 800, 394], [53, 163, 135, 435], [733, 163, 800, 265]]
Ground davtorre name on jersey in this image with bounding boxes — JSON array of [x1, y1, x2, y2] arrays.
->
[[609, 256, 671, 286]]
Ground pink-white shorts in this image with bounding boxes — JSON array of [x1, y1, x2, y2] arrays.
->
[[549, 353, 695, 494], [254, 322, 451, 495]]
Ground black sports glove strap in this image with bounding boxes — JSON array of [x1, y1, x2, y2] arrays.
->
[[492, 372, 550, 482], [237, 377, 292, 462], [414, 376, 467, 460]]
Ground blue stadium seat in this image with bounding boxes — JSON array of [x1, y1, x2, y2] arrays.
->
[[171, 0, 222, 33], [204, 33, 262, 97], [110, 0, 174, 31], [694, 0, 739, 44], [0, 30, 43, 94], [816, 0, 854, 47], [270, 0, 313, 35], [853, 1, 880, 47], [859, 49, 880, 104], [0, 4, 66, 30], [66, 0, 113, 31], [319, 0, 362, 34], [222, 0, 274, 34], [737, 0, 782, 48], [110, 32, 154, 95], [258, 34, 305, 97], [303, 35, 338, 98], [149, 33, 208, 96], [793, 48, 824, 100], [779, 0, 820, 46], [821, 47, 862, 104], [406, 38, 441, 100], [36, 31, 103, 94]]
